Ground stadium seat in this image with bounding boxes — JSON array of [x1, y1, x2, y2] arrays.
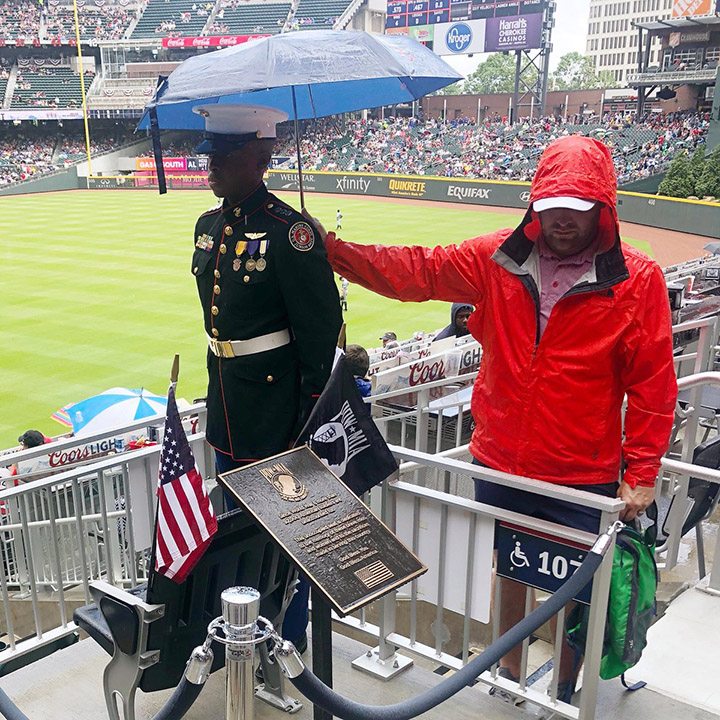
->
[[73, 509, 298, 720], [219, 2, 290, 35]]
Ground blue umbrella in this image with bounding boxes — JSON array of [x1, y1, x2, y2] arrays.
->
[[137, 30, 462, 196], [58, 387, 168, 437]]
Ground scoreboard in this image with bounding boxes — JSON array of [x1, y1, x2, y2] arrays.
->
[[386, 0, 545, 29]]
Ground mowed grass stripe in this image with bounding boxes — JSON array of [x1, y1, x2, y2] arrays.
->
[[0, 189, 653, 448]]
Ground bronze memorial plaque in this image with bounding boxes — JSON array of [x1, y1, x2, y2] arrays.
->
[[218, 446, 426, 616]]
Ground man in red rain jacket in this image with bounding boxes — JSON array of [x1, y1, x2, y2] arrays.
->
[[317, 136, 677, 701]]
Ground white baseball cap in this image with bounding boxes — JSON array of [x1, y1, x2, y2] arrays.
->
[[533, 196, 596, 212]]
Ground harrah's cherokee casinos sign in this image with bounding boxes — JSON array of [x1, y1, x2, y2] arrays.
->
[[484, 14, 543, 53], [161, 34, 269, 48]]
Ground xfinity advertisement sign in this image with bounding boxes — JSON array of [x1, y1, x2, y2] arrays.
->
[[484, 14, 543, 52], [435, 19, 486, 55]]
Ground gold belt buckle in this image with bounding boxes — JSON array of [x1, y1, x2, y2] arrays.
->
[[211, 338, 234, 358], [219, 340, 234, 358]]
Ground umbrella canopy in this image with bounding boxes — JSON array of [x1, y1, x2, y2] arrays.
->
[[57, 387, 168, 437], [138, 30, 462, 131]]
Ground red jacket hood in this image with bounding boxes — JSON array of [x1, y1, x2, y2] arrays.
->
[[526, 135, 620, 252]]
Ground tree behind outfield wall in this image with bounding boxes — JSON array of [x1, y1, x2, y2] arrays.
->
[[689, 144, 707, 193], [463, 53, 535, 95], [549, 52, 619, 90], [696, 145, 720, 199], [658, 151, 695, 198]]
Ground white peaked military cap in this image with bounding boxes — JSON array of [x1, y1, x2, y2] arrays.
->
[[192, 103, 289, 154]]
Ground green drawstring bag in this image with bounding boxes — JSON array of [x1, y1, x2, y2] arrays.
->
[[566, 504, 658, 685]]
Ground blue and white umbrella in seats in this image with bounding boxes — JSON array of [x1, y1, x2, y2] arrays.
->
[[62, 387, 168, 437], [137, 29, 462, 195]]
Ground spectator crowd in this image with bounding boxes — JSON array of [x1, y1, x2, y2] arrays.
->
[[0, 124, 134, 186], [272, 111, 710, 185], [0, 110, 711, 188]]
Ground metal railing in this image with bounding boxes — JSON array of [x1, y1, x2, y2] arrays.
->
[[660, 371, 720, 591], [336, 449, 623, 720], [2, 360, 720, 719], [0, 404, 210, 664], [627, 68, 718, 84], [672, 316, 719, 379]]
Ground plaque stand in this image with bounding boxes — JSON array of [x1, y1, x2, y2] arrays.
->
[[311, 589, 333, 720], [351, 590, 413, 681]]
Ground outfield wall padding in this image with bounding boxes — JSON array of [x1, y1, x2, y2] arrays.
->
[[0, 167, 78, 197], [265, 171, 720, 240], [77, 169, 720, 240]]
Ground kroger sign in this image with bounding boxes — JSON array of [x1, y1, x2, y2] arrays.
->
[[446, 23, 472, 53], [435, 19, 486, 56]]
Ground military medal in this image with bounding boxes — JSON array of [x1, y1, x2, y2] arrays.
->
[[245, 258, 257, 272], [195, 233, 214, 251], [256, 239, 268, 272], [233, 258, 242, 271], [235, 240, 248, 257]]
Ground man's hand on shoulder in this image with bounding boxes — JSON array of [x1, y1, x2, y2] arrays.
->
[[302, 208, 328, 241], [617, 481, 655, 522]]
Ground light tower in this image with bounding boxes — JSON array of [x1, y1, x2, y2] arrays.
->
[[512, 0, 556, 122]]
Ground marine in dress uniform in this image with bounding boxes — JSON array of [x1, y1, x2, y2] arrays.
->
[[191, 104, 342, 650], [191, 104, 342, 465]]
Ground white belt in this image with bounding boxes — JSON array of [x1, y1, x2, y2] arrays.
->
[[207, 329, 291, 358]]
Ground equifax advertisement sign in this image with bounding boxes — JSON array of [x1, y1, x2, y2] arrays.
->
[[161, 34, 269, 48], [672, 0, 714, 16], [136, 157, 187, 171], [484, 13, 543, 52]]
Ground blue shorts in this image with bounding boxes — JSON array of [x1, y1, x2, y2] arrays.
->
[[472, 460, 617, 535]]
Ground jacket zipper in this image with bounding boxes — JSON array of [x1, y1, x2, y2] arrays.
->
[[518, 274, 542, 348]]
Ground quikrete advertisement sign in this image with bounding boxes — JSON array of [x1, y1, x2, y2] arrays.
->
[[388, 178, 427, 198]]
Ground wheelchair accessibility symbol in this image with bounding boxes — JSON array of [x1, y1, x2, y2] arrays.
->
[[510, 541, 530, 568], [496, 523, 593, 605]]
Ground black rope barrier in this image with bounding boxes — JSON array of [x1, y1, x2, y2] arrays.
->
[[286, 539, 608, 720]]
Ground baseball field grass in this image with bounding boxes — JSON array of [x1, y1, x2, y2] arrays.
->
[[0, 189, 653, 449]]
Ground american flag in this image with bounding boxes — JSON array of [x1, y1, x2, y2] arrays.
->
[[154, 383, 217, 583]]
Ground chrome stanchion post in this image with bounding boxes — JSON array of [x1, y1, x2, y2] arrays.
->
[[222, 586, 261, 720]]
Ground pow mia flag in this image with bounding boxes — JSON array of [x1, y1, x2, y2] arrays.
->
[[295, 355, 398, 496]]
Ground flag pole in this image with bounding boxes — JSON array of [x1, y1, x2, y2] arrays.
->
[[170, 353, 180, 385], [149, 354, 180, 585]]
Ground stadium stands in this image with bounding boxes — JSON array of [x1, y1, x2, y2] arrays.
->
[[130, 0, 211, 38], [0, 0, 41, 42], [10, 66, 94, 108], [218, 0, 289, 35], [0, 60, 9, 101], [272, 113, 710, 183], [289, 0, 349, 29], [44, 3, 136, 42], [0, 123, 135, 185]]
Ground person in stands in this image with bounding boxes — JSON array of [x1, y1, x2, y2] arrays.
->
[[432, 302, 473, 342], [311, 135, 677, 704], [345, 344, 371, 399]]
